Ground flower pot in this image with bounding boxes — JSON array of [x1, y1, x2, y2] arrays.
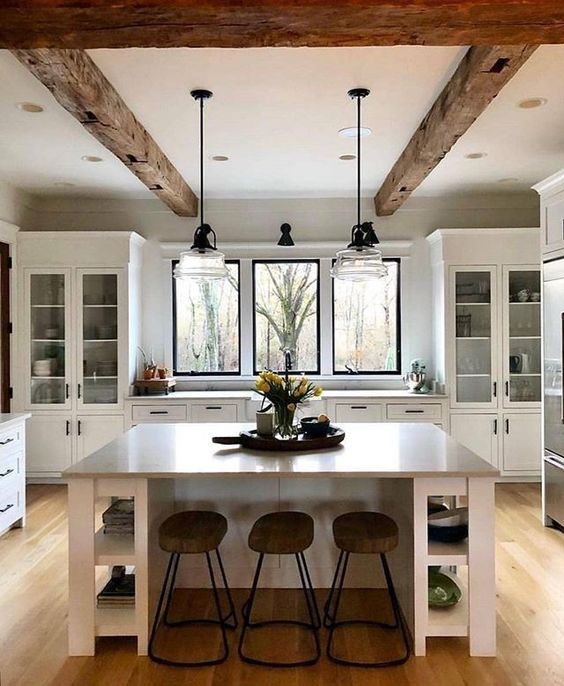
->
[[143, 367, 155, 380]]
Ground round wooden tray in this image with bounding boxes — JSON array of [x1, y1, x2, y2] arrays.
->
[[212, 426, 345, 452]]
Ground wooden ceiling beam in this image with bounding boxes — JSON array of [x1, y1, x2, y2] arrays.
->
[[12, 48, 198, 217], [374, 45, 538, 216], [0, 2, 564, 48]]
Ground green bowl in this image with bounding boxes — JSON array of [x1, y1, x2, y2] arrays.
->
[[428, 569, 462, 608]]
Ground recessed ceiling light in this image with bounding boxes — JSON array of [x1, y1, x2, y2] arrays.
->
[[16, 102, 44, 113], [339, 127, 371, 139], [53, 181, 76, 188], [498, 177, 520, 184], [465, 152, 488, 160], [81, 155, 103, 163], [518, 97, 548, 109], [339, 154, 357, 160], [211, 155, 229, 161]]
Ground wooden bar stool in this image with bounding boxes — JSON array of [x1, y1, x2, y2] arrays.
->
[[148, 510, 237, 667], [324, 511, 410, 667], [238, 511, 321, 667]]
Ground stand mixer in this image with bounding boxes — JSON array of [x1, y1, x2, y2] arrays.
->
[[404, 359, 428, 393]]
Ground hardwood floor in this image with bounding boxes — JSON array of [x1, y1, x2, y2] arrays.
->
[[0, 484, 563, 686]]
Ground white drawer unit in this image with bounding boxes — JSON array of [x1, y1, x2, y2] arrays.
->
[[0, 451, 22, 495], [386, 403, 442, 421], [131, 404, 188, 423], [334, 402, 383, 423], [0, 424, 22, 457], [191, 403, 238, 423], [0, 486, 22, 532]]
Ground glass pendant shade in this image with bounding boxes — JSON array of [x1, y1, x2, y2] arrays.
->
[[173, 248, 228, 281], [330, 246, 388, 281]]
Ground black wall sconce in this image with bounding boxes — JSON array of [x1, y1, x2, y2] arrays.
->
[[277, 223, 295, 247]]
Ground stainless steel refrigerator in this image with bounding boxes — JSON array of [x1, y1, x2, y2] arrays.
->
[[543, 257, 564, 528]]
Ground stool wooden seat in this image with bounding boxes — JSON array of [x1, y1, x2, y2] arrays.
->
[[333, 512, 399, 555], [249, 511, 314, 554], [239, 511, 321, 668], [149, 510, 237, 668], [324, 511, 410, 668], [159, 510, 227, 554]]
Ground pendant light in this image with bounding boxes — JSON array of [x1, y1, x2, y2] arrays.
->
[[331, 88, 388, 281], [173, 89, 228, 281]]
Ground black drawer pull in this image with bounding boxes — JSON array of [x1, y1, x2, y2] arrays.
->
[[205, 406, 223, 410], [404, 409, 425, 414], [350, 405, 368, 410], [0, 503, 14, 513], [149, 411, 169, 415], [0, 468, 14, 478], [0, 437, 14, 445]]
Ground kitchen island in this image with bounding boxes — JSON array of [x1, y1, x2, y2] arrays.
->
[[64, 422, 498, 659]]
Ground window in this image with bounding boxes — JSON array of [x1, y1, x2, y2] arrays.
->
[[172, 261, 240, 375], [253, 260, 320, 374], [333, 259, 401, 374]]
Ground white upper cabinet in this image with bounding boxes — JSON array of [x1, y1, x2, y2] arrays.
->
[[534, 169, 564, 256], [450, 265, 498, 409]]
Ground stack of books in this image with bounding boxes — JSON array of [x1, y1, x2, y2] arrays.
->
[[102, 499, 134, 535], [97, 566, 135, 608]]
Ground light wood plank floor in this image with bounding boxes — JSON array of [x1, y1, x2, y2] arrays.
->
[[0, 484, 563, 686]]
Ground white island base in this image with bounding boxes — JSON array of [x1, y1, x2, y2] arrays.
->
[[64, 423, 498, 659]]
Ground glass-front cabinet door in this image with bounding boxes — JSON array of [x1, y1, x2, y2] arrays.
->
[[26, 269, 71, 409], [77, 269, 122, 409], [503, 266, 542, 407], [451, 266, 498, 408]]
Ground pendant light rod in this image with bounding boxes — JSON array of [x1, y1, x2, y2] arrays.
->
[[190, 89, 213, 228], [347, 87, 370, 231]]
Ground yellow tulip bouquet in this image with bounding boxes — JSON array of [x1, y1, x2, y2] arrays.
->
[[254, 370, 323, 438]]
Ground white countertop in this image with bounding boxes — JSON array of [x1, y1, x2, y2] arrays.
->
[[127, 390, 447, 401], [0, 413, 31, 429], [64, 422, 497, 479]]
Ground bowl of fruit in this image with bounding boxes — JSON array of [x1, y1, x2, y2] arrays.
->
[[301, 414, 331, 438]]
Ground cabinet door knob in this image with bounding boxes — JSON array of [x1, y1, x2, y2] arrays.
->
[[493, 419, 498, 435], [505, 381, 509, 397], [66, 420, 70, 436], [505, 418, 510, 434], [493, 382, 497, 398], [0, 468, 14, 478], [77, 384, 81, 399]]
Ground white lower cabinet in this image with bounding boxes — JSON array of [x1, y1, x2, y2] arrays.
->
[[334, 402, 383, 423], [76, 415, 124, 462], [450, 414, 498, 468], [191, 403, 238, 423], [27, 413, 124, 476], [27, 414, 73, 474], [502, 413, 542, 473]]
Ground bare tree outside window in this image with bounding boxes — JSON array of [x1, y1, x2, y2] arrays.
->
[[254, 261, 319, 373], [173, 262, 239, 374], [333, 260, 400, 373]]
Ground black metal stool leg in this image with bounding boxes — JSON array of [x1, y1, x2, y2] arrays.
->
[[205, 551, 230, 665], [238, 552, 264, 657], [299, 552, 321, 629], [380, 553, 411, 663], [148, 553, 175, 659], [216, 548, 238, 629], [326, 551, 350, 660], [323, 550, 345, 628], [163, 552, 181, 626]]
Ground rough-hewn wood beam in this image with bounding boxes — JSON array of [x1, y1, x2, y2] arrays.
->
[[12, 49, 198, 217], [0, 2, 564, 48], [374, 45, 538, 216]]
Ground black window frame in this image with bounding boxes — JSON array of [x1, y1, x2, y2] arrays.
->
[[252, 258, 321, 376], [171, 259, 242, 376], [331, 257, 402, 376]]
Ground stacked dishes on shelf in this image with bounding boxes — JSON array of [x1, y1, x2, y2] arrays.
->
[[428, 506, 468, 609]]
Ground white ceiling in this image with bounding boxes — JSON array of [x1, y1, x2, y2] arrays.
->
[[0, 45, 563, 203]]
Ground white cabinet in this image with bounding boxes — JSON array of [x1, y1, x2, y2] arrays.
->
[[191, 403, 238, 423], [16, 232, 144, 477], [0, 417, 28, 534], [26, 414, 73, 474], [450, 413, 498, 468], [502, 413, 542, 473], [334, 402, 383, 423], [429, 229, 542, 478], [76, 415, 124, 462], [534, 172, 564, 255]]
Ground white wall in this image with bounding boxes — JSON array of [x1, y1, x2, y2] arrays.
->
[[18, 192, 540, 386]]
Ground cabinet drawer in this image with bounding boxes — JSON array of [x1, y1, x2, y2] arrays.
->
[[132, 404, 187, 422], [0, 487, 21, 532], [386, 403, 442, 420], [334, 403, 383, 423], [191, 404, 238, 423], [0, 425, 22, 457], [0, 452, 22, 495]]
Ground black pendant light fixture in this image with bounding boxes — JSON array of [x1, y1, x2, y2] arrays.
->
[[173, 89, 228, 281], [331, 88, 388, 281]]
